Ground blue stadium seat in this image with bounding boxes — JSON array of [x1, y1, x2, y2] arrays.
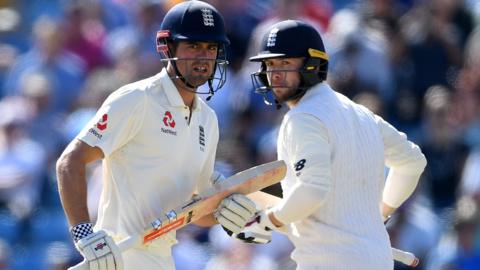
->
[[29, 210, 70, 244], [0, 210, 21, 244], [10, 244, 47, 270]]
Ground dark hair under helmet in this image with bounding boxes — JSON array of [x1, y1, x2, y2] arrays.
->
[[249, 20, 329, 106], [156, 0, 230, 99]]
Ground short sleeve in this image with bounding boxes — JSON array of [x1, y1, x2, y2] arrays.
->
[[76, 87, 146, 157], [282, 113, 331, 189]]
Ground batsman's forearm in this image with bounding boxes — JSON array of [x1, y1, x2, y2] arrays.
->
[[193, 213, 217, 227], [56, 154, 90, 226]]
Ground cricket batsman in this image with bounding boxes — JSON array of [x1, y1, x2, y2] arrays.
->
[[231, 20, 427, 270], [56, 1, 256, 269]]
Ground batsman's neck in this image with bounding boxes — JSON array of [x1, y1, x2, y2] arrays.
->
[[169, 76, 196, 110], [167, 69, 197, 111]]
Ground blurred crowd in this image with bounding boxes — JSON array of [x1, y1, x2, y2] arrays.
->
[[0, 0, 479, 269]]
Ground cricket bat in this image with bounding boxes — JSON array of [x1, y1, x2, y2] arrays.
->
[[69, 160, 287, 270], [248, 192, 419, 268]]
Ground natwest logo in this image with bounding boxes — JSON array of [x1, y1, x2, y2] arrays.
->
[[96, 114, 108, 131], [163, 111, 176, 128]]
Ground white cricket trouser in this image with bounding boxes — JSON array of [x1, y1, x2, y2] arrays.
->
[[123, 247, 175, 269], [112, 231, 177, 269]]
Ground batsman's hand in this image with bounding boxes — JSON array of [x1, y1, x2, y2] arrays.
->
[[75, 230, 123, 270], [215, 194, 256, 234]]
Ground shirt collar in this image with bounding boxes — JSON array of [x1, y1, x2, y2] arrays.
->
[[299, 82, 330, 101], [157, 68, 202, 111]]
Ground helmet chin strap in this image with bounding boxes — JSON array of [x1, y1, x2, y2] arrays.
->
[[272, 82, 309, 109], [170, 56, 216, 100], [171, 60, 198, 89], [206, 79, 214, 101], [285, 86, 308, 103]]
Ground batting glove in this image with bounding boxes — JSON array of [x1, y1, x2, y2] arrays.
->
[[71, 223, 123, 270], [232, 210, 274, 244], [215, 194, 256, 234]]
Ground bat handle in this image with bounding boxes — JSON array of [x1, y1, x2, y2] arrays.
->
[[392, 247, 419, 267], [68, 235, 141, 269]]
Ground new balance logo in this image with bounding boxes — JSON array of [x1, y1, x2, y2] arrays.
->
[[266, 28, 279, 47], [201, 8, 214, 26]]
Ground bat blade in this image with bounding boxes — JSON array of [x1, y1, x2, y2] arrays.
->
[[140, 160, 287, 245]]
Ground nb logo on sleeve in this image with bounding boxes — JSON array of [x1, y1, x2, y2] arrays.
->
[[294, 159, 306, 171]]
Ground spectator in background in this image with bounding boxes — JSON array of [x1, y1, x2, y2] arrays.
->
[[103, 0, 164, 79], [18, 72, 64, 163], [460, 143, 480, 205], [173, 226, 211, 270], [0, 238, 10, 270], [0, 97, 46, 219], [206, 226, 279, 270], [62, 68, 120, 142], [441, 196, 480, 270], [62, 1, 109, 73], [399, 0, 473, 101], [387, 200, 441, 270], [242, 0, 331, 81], [420, 85, 469, 213], [326, 8, 394, 103], [454, 26, 480, 148], [45, 241, 76, 270], [0, 44, 18, 99], [3, 16, 85, 114]]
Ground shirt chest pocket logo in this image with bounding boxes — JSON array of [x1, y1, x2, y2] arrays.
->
[[161, 111, 177, 136], [163, 111, 176, 128]]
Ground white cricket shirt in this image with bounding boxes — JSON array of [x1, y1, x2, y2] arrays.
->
[[276, 83, 425, 270], [77, 68, 219, 249]]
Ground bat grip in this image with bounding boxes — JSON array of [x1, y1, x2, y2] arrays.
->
[[392, 247, 419, 267], [68, 235, 141, 270]]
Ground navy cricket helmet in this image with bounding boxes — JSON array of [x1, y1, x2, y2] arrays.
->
[[156, 0, 230, 98], [250, 20, 329, 106]]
